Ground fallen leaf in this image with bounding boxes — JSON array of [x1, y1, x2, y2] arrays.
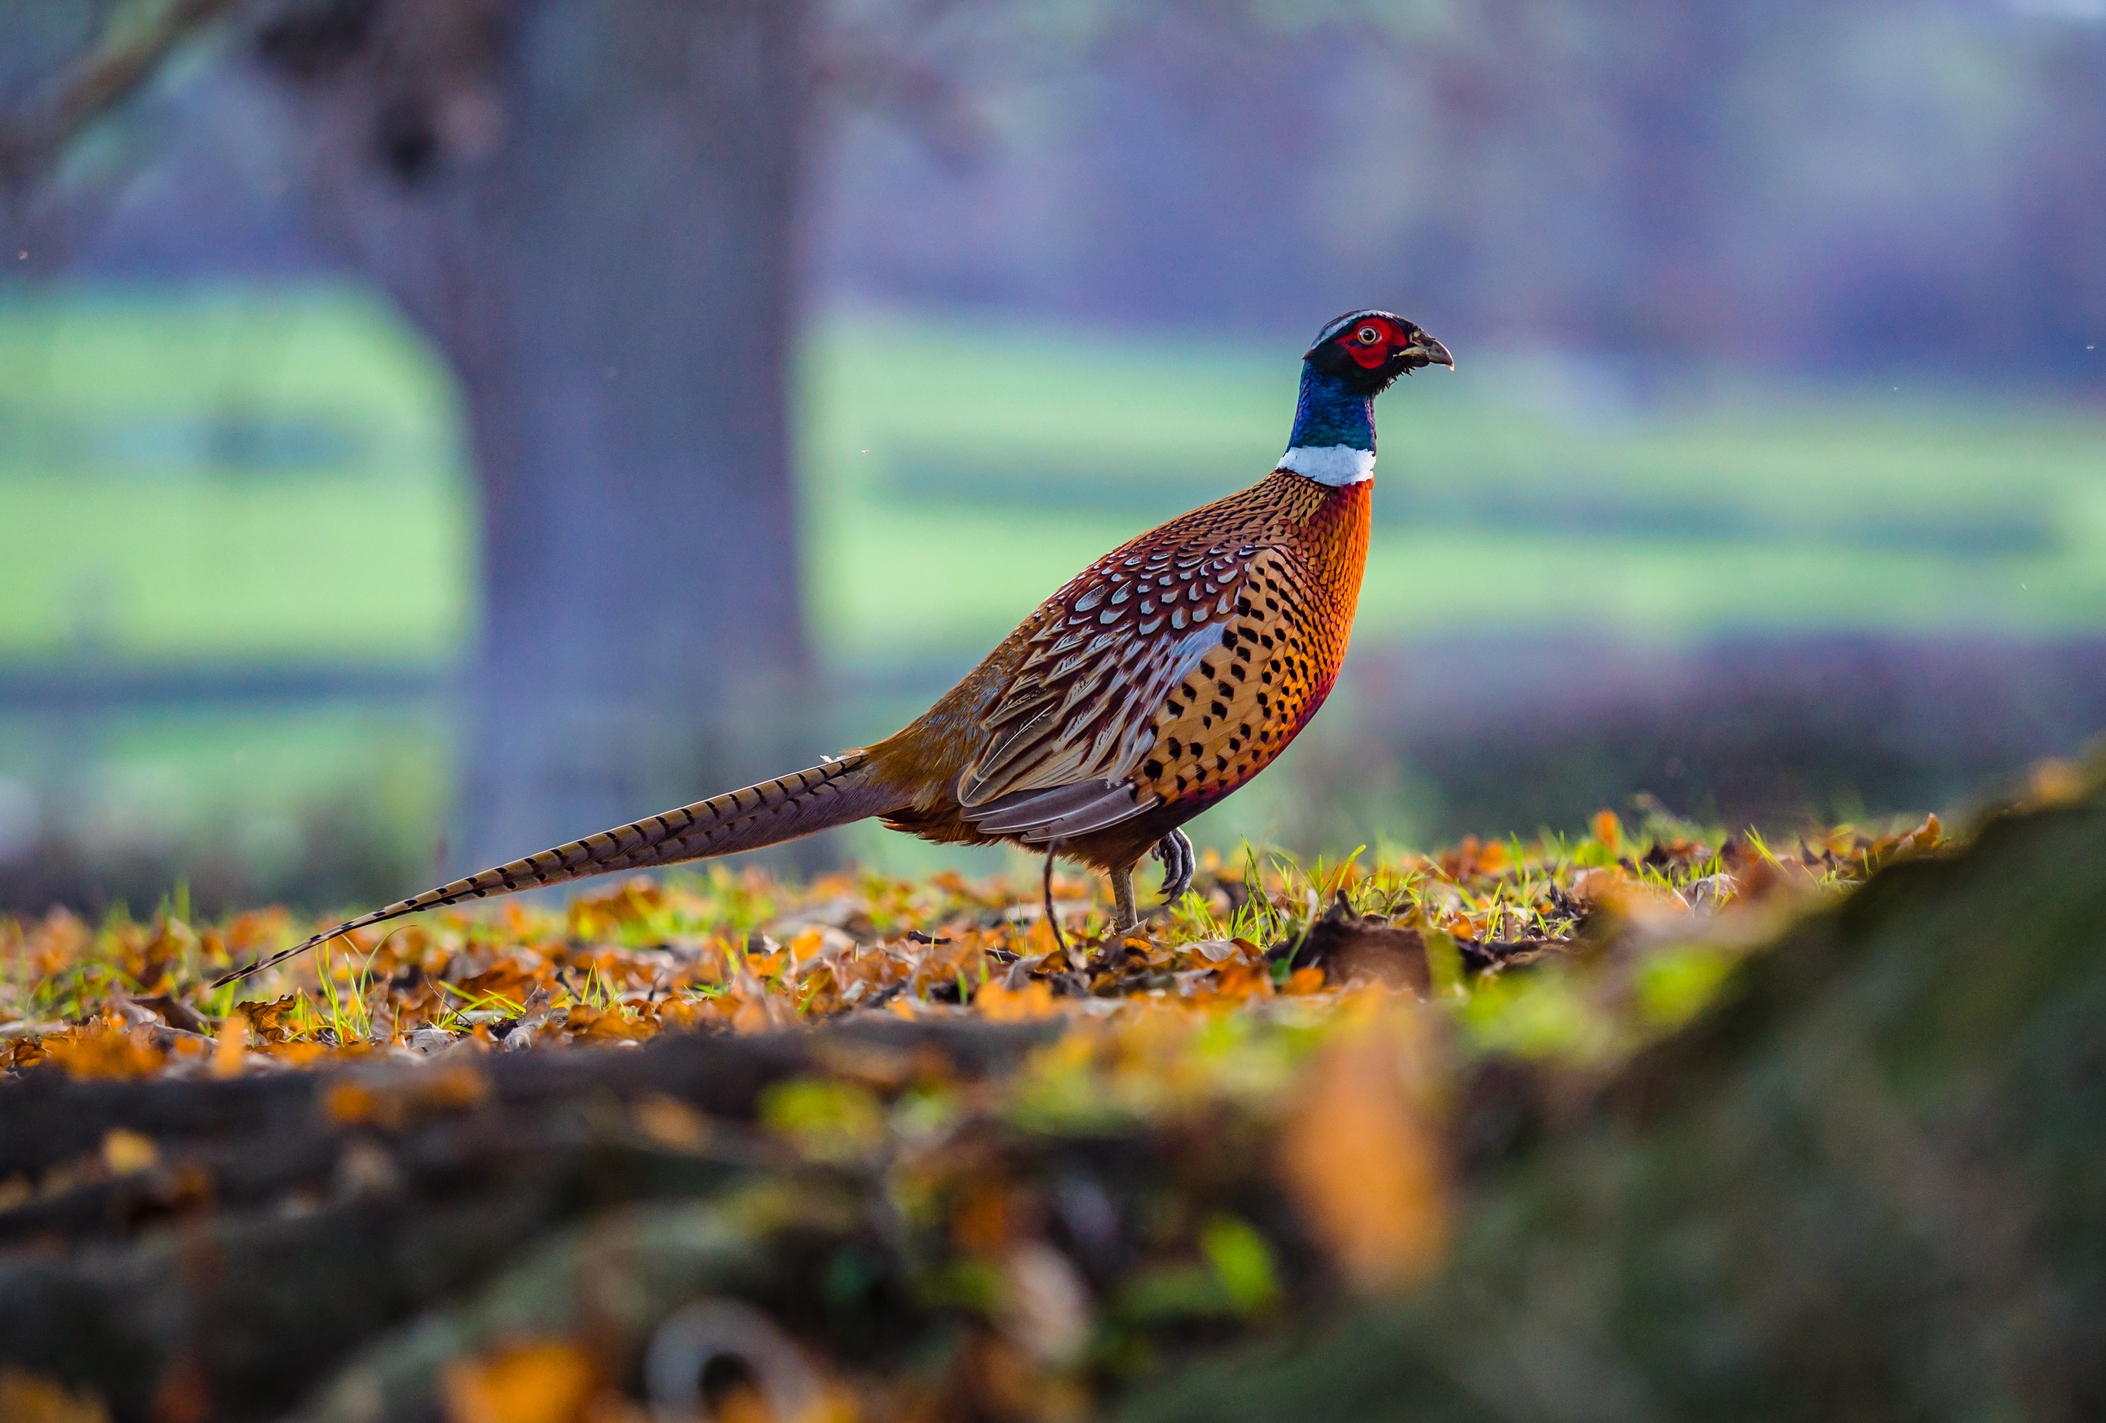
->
[[323, 1063, 490, 1129], [0, 1367, 112, 1423], [630, 1093, 711, 1152], [1281, 966, 1327, 996], [101, 1128, 159, 1177], [24, 908, 90, 979], [564, 1006, 652, 1043], [1276, 1013, 1449, 1292], [235, 995, 304, 1045], [442, 1340, 597, 1423], [973, 979, 1060, 1022], [1592, 809, 1622, 853], [45, 1027, 163, 1081]]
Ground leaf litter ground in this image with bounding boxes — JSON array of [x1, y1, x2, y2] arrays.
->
[[1, 764, 2092, 1423]]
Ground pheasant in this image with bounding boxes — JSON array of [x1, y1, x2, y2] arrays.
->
[[222, 310, 1451, 984]]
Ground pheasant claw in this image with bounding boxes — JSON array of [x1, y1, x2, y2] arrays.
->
[[1154, 828, 1196, 909]]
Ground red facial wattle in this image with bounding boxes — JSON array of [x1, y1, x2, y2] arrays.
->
[[1334, 316, 1409, 369]]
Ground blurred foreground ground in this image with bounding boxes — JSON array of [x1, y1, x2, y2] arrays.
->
[[0, 752, 2098, 1421]]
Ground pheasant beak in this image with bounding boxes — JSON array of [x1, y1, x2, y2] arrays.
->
[[1402, 335, 1454, 370]]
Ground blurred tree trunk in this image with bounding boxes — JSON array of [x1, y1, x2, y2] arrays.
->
[[282, 0, 819, 869], [439, 0, 815, 870]]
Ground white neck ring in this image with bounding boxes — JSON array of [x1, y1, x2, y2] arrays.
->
[[1276, 444, 1375, 486]]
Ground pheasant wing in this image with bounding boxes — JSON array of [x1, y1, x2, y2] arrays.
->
[[955, 524, 1269, 843]]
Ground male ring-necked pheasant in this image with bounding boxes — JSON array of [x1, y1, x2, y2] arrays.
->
[[224, 310, 1451, 983]]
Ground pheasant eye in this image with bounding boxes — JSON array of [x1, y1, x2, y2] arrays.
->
[[1356, 325, 1382, 345]]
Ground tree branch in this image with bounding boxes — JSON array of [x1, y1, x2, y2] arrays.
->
[[0, 0, 247, 192]]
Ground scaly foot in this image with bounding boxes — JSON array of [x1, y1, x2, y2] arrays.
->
[[1153, 828, 1196, 909]]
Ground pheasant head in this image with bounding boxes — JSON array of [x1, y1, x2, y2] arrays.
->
[[1281, 308, 1452, 485]]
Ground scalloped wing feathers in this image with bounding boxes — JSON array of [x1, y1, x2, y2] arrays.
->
[[942, 472, 1356, 844]]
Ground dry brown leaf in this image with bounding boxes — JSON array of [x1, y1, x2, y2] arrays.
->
[[236, 994, 304, 1045]]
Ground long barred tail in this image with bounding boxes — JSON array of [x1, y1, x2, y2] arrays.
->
[[214, 751, 898, 987]]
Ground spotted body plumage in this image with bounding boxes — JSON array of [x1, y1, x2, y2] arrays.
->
[[220, 309, 1450, 983], [874, 471, 1370, 879]]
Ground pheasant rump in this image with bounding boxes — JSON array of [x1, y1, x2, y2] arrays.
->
[[224, 309, 1451, 982]]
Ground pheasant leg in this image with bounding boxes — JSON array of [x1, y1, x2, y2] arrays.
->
[[1042, 840, 1069, 958], [1109, 865, 1139, 934], [1154, 829, 1196, 908]]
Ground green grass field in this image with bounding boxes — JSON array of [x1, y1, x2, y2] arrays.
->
[[3, 286, 2101, 668], [0, 286, 472, 665], [801, 309, 2106, 656]]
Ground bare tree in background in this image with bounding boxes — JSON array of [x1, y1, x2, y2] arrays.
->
[[257, 0, 818, 870], [6, 0, 821, 872]]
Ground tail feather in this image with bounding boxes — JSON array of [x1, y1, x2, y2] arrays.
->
[[215, 750, 897, 987]]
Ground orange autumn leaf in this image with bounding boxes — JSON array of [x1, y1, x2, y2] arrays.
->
[[324, 1063, 490, 1129], [210, 1016, 250, 1079], [1281, 966, 1327, 996], [442, 1341, 597, 1423], [654, 995, 717, 1030], [100, 1128, 159, 1177], [1436, 835, 1506, 880], [23, 908, 91, 978], [222, 907, 292, 954], [1593, 809, 1622, 854], [566, 876, 665, 938], [3, 1037, 50, 1072], [973, 979, 1060, 1022], [1023, 915, 1063, 958], [1276, 1017, 1449, 1292], [630, 1093, 711, 1152], [734, 996, 778, 1033], [1898, 812, 1943, 855], [1209, 960, 1274, 1001], [44, 1027, 164, 1081], [236, 994, 305, 1045], [564, 1006, 653, 1043], [455, 964, 540, 1010]]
